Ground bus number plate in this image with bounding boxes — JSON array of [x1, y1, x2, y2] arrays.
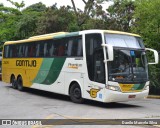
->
[[128, 95, 136, 98]]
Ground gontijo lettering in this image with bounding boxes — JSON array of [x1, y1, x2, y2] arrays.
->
[[16, 60, 36, 67]]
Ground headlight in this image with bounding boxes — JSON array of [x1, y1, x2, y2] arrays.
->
[[106, 85, 121, 91]]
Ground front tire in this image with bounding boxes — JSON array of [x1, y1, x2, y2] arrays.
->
[[17, 77, 24, 91], [70, 83, 83, 103], [11, 76, 17, 89]]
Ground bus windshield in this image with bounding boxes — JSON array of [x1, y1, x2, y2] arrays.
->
[[105, 34, 145, 49], [108, 49, 148, 83], [105, 34, 148, 83]]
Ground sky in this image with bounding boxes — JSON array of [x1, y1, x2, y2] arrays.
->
[[0, 0, 111, 11]]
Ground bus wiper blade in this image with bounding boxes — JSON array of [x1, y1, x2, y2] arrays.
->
[[127, 73, 135, 81]]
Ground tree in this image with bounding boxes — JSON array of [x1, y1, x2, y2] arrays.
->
[[6, 0, 25, 10], [22, 2, 46, 13], [14, 3, 47, 39], [71, 0, 106, 28], [132, 0, 160, 93], [0, 3, 21, 42], [107, 0, 135, 32], [36, 5, 77, 34]]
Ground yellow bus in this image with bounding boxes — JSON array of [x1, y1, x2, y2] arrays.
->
[[2, 30, 159, 103]]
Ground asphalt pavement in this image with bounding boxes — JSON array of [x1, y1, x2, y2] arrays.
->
[[0, 81, 160, 128]]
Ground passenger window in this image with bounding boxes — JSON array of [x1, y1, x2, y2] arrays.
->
[[25, 45, 28, 57], [67, 40, 73, 56], [12, 45, 17, 57], [18, 44, 25, 57], [77, 38, 83, 56], [58, 43, 65, 56], [66, 36, 83, 57], [55, 39, 66, 57], [28, 44, 36, 57], [36, 43, 40, 57], [4, 45, 9, 58], [44, 43, 48, 57], [49, 43, 54, 56]]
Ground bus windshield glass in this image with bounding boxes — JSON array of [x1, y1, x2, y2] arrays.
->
[[105, 34, 145, 49], [105, 34, 148, 83]]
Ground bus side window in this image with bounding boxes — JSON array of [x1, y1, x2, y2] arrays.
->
[[52, 42, 57, 56], [25, 45, 28, 57], [18, 45, 21, 57], [67, 39, 73, 56], [18, 44, 25, 57], [28, 44, 36, 57], [12, 45, 17, 57], [77, 38, 83, 56], [9, 46, 13, 58], [72, 40, 78, 56], [39, 42, 44, 57], [49, 44, 54, 57], [4, 45, 9, 58], [68, 36, 82, 57], [36, 43, 40, 57], [22, 45, 26, 57], [58, 45, 65, 56], [44, 43, 47, 57], [57, 40, 65, 56], [47, 41, 53, 57]]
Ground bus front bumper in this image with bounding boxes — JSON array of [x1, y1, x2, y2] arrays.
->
[[103, 89, 149, 103]]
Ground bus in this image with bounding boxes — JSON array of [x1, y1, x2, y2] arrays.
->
[[2, 30, 159, 103]]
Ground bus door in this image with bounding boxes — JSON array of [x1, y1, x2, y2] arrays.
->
[[84, 34, 106, 100]]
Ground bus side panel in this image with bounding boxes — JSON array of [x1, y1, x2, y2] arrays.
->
[[63, 58, 84, 96], [34, 72, 65, 94], [83, 74, 105, 102], [2, 58, 12, 83], [2, 58, 43, 87], [31, 58, 66, 94]]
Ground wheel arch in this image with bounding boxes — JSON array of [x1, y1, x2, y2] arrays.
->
[[17, 74, 22, 80], [68, 80, 83, 97], [10, 74, 15, 83]]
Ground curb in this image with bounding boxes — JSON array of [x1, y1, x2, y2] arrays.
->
[[153, 125, 160, 128], [147, 95, 160, 99]]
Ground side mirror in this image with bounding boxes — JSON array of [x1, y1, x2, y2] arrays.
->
[[145, 48, 159, 64], [101, 44, 114, 62]]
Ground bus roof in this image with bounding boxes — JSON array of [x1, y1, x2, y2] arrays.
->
[[4, 30, 141, 45], [29, 32, 68, 39], [80, 30, 141, 37], [105, 30, 140, 37], [4, 32, 68, 45]]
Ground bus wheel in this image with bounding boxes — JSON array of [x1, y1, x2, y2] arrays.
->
[[17, 76, 24, 91], [11, 75, 17, 89], [70, 83, 84, 103]]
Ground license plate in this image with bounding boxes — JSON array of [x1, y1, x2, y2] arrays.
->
[[128, 95, 136, 98]]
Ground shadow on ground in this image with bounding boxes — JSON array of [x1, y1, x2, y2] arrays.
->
[[7, 85, 141, 109]]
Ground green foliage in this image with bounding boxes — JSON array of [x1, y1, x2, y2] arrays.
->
[[132, 0, 160, 89], [132, 0, 160, 48], [14, 3, 47, 39], [14, 14, 38, 39], [36, 6, 77, 34], [0, 4, 21, 43], [107, 0, 135, 31], [22, 2, 46, 13], [6, 0, 25, 9]]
